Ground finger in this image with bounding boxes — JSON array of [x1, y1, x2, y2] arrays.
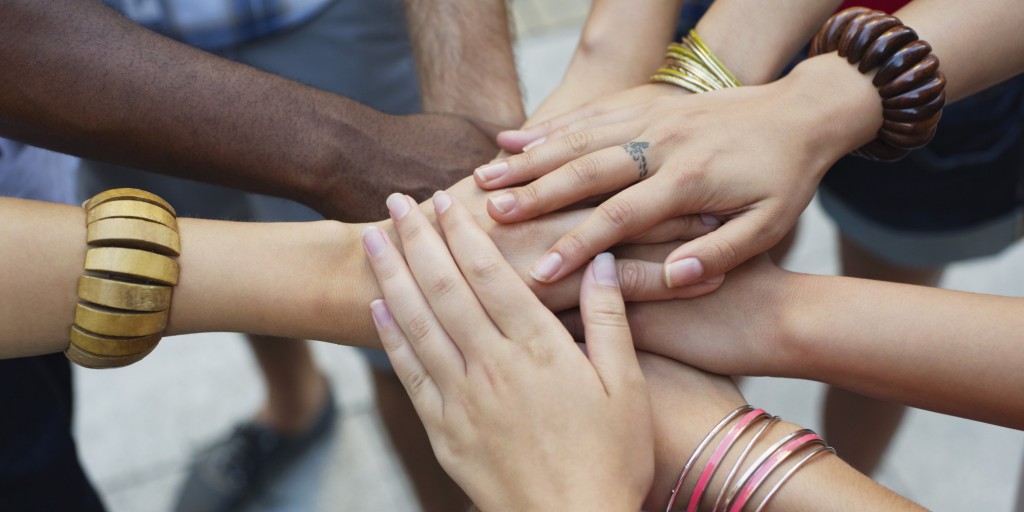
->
[[475, 121, 645, 191], [385, 193, 503, 356], [370, 299, 443, 425], [579, 254, 644, 394], [486, 143, 652, 224], [362, 223, 464, 390], [621, 214, 722, 245], [495, 102, 644, 153], [611, 258, 725, 302], [530, 179, 682, 284], [662, 212, 784, 288], [434, 191, 560, 339]]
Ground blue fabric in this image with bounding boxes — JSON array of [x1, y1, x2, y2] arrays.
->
[[102, 0, 335, 50]]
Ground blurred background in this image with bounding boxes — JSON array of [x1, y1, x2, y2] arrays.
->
[[73, 0, 1024, 510]]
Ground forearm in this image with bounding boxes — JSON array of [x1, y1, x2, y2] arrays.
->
[[895, 0, 1024, 101], [696, 0, 843, 85], [0, 1, 425, 218], [404, 0, 525, 128], [0, 196, 382, 359], [780, 273, 1024, 429]]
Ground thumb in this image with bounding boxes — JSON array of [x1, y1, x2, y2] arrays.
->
[[580, 253, 643, 393]]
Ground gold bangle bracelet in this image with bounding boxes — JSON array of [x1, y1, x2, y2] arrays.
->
[[77, 275, 172, 312], [651, 29, 741, 93], [67, 188, 181, 369], [87, 199, 179, 231]]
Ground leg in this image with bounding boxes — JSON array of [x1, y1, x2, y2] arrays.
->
[[248, 335, 330, 433], [372, 367, 470, 512], [823, 235, 944, 475]]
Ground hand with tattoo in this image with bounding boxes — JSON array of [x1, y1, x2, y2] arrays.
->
[[471, 58, 875, 290]]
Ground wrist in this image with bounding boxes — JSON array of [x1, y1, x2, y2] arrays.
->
[[782, 54, 883, 173]]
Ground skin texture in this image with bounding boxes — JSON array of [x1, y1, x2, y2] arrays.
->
[[365, 192, 653, 512], [0, 0, 498, 222]]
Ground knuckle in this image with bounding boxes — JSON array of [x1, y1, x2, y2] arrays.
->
[[704, 236, 741, 271], [565, 156, 601, 187], [520, 337, 555, 367], [517, 183, 543, 209], [467, 257, 505, 285], [428, 273, 459, 298], [510, 149, 537, 174], [406, 312, 436, 343], [616, 260, 648, 298], [404, 367, 432, 398], [558, 231, 589, 258], [598, 200, 638, 233], [585, 301, 629, 329], [564, 130, 593, 155]]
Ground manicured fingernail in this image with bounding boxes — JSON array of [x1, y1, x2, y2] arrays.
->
[[370, 299, 394, 327], [433, 190, 452, 214], [664, 257, 704, 288], [386, 193, 411, 220], [523, 136, 547, 151], [701, 214, 721, 227], [362, 226, 387, 258], [530, 252, 563, 282], [593, 253, 618, 287], [474, 161, 509, 182], [489, 193, 517, 214]]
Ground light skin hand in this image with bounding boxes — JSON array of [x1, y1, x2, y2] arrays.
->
[[364, 191, 654, 512], [472, 55, 881, 290]]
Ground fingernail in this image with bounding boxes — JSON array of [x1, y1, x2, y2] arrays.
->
[[701, 214, 721, 227], [593, 253, 618, 287], [530, 252, 563, 282], [489, 192, 517, 214], [370, 299, 394, 327], [386, 193, 411, 220], [474, 161, 509, 182], [362, 226, 387, 258], [664, 257, 704, 288], [698, 274, 725, 286], [433, 190, 452, 214], [523, 136, 547, 151]]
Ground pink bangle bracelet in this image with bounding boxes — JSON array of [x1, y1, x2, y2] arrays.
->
[[710, 417, 780, 512], [753, 445, 836, 512], [727, 433, 826, 512], [665, 405, 752, 512], [686, 409, 768, 512]]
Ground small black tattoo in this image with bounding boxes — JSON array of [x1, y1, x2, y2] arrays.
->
[[622, 141, 650, 179]]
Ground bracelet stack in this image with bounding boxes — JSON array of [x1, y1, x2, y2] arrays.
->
[[651, 29, 742, 94], [66, 188, 181, 369], [810, 7, 946, 161], [665, 405, 835, 512]]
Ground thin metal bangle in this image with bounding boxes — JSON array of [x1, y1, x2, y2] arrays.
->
[[728, 435, 827, 512], [710, 416, 780, 512], [752, 445, 836, 512], [665, 405, 752, 512], [719, 429, 814, 512], [686, 411, 771, 512]]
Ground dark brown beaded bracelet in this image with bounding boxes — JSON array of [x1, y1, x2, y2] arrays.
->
[[810, 7, 946, 161]]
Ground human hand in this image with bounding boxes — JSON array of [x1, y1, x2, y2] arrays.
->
[[363, 191, 654, 511], [373, 177, 728, 312], [498, 83, 684, 153], [474, 57, 879, 290], [560, 254, 793, 377], [313, 113, 500, 222]]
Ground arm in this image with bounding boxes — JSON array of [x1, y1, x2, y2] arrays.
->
[[0, 179, 705, 358], [0, 0, 497, 222], [482, 0, 1024, 291], [603, 254, 1024, 430], [403, 0, 525, 129]]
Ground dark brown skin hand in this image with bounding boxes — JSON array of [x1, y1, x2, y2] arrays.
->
[[316, 113, 500, 222]]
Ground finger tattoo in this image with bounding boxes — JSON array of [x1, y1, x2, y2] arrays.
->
[[622, 141, 650, 179]]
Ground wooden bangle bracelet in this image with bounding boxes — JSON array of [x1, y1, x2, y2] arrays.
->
[[810, 7, 946, 161], [67, 188, 181, 369]]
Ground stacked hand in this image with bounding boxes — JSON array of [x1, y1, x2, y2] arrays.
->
[[363, 191, 654, 511]]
